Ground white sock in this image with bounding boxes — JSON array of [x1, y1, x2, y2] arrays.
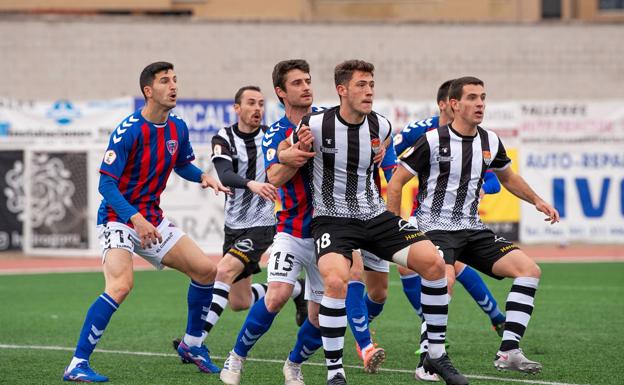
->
[[183, 333, 203, 347]]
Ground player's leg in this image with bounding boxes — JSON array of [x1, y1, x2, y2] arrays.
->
[[160, 230, 220, 374], [318, 252, 351, 384], [221, 235, 306, 385], [361, 255, 388, 323], [490, 247, 542, 374], [454, 261, 506, 334], [398, 266, 423, 319], [283, 245, 325, 385], [63, 224, 135, 383]]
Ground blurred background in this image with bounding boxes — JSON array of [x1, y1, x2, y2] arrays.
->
[[0, 0, 623, 259]]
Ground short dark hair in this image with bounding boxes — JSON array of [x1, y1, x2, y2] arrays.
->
[[272, 59, 310, 104], [436, 79, 454, 103], [448, 76, 484, 101], [334, 60, 375, 87], [234, 85, 261, 105], [139, 61, 174, 99]]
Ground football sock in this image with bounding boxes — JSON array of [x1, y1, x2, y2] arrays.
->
[[71, 293, 118, 366], [183, 280, 213, 347], [500, 277, 539, 352], [319, 296, 347, 380], [400, 273, 423, 320], [233, 298, 277, 357], [203, 281, 230, 334], [346, 281, 372, 353], [290, 279, 303, 299], [364, 293, 385, 322], [250, 283, 268, 304], [421, 277, 449, 359], [288, 318, 323, 364], [456, 265, 505, 325]]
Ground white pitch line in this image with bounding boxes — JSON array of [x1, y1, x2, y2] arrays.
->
[[0, 343, 588, 385]]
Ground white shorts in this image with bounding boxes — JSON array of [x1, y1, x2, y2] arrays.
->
[[97, 218, 185, 270], [361, 249, 390, 273], [267, 232, 324, 303]]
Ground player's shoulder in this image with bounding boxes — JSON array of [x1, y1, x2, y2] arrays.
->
[[404, 115, 438, 132], [370, 110, 392, 127], [168, 112, 189, 129], [109, 110, 143, 144]]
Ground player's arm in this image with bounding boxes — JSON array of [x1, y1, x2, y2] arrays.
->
[[491, 140, 559, 224], [380, 135, 398, 183], [495, 167, 559, 224], [387, 165, 414, 216], [213, 158, 277, 201], [174, 162, 230, 195], [266, 140, 298, 187]]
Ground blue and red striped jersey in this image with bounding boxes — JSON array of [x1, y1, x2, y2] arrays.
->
[[97, 110, 195, 226], [263, 113, 314, 239]]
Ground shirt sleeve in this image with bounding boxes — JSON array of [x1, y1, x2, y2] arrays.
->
[[99, 125, 136, 180], [211, 133, 234, 162], [394, 122, 428, 156], [262, 125, 288, 169], [399, 135, 430, 176], [175, 122, 196, 167], [98, 173, 137, 223], [489, 138, 512, 171]]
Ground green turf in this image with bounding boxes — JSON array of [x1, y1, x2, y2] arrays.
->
[[1, 262, 623, 385]]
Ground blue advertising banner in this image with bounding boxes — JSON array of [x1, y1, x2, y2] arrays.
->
[[134, 98, 285, 143]]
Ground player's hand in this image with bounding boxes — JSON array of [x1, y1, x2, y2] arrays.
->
[[247, 180, 278, 201], [373, 143, 386, 165], [200, 173, 231, 195], [297, 125, 314, 152], [535, 199, 560, 224], [278, 142, 315, 168], [130, 213, 163, 248], [479, 188, 486, 199]]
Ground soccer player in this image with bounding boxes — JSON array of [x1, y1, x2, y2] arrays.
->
[[174, 86, 308, 359], [62, 61, 229, 382], [294, 60, 468, 385], [388, 76, 559, 375], [393, 80, 507, 381]]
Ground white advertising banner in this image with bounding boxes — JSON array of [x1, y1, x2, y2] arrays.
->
[[520, 144, 624, 243], [0, 97, 134, 143]]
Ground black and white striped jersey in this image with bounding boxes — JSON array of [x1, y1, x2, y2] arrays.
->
[[295, 106, 392, 221], [211, 124, 276, 229], [400, 124, 511, 232]]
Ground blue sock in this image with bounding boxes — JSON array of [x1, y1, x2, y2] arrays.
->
[[186, 280, 214, 338], [233, 298, 277, 357], [346, 281, 371, 350], [364, 294, 385, 322], [400, 274, 423, 320], [456, 266, 505, 325], [288, 318, 322, 364], [74, 293, 118, 360]]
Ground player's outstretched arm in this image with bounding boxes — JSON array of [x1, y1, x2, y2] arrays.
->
[[386, 165, 414, 216], [200, 173, 230, 195], [495, 167, 560, 224], [174, 162, 230, 195]]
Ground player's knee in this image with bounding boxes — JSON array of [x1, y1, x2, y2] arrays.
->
[[420, 257, 446, 281], [349, 269, 363, 282], [229, 298, 250, 312], [264, 290, 289, 312], [106, 282, 133, 304], [323, 275, 348, 297], [216, 264, 240, 284], [523, 262, 541, 279]]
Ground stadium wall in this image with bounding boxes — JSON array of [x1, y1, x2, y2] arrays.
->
[[1, 17, 623, 102]]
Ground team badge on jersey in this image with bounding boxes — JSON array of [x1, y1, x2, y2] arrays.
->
[[482, 150, 492, 166], [214, 144, 222, 155], [103, 150, 117, 165], [266, 148, 276, 161], [166, 140, 178, 155]]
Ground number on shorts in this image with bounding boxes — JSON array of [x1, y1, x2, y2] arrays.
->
[[273, 252, 295, 272], [315, 233, 331, 253]]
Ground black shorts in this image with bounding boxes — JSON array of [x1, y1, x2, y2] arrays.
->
[[311, 211, 429, 262], [425, 229, 519, 280], [223, 225, 275, 282]]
